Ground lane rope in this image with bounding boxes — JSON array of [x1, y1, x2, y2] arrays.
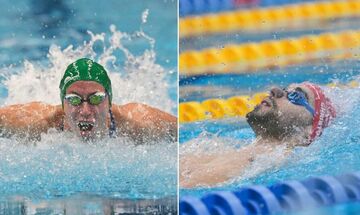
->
[[180, 30, 360, 76], [180, 1, 360, 38]]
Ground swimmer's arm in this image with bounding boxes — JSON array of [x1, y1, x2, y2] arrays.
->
[[0, 102, 64, 139], [111, 103, 177, 143], [180, 145, 264, 188], [180, 151, 252, 188]]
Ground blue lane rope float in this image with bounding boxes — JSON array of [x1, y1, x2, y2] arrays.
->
[[179, 0, 314, 17], [181, 196, 211, 215], [336, 173, 360, 201], [202, 191, 246, 215], [180, 172, 360, 215], [180, 0, 251, 17], [234, 186, 282, 214], [269, 181, 317, 212], [302, 176, 348, 206]]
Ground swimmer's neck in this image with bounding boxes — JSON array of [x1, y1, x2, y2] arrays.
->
[[253, 125, 312, 148]]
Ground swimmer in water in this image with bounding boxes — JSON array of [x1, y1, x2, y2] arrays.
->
[[180, 82, 336, 188], [0, 58, 177, 143]]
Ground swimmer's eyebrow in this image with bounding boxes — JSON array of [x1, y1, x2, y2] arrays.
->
[[67, 91, 102, 97], [295, 87, 310, 100], [68, 91, 81, 95]]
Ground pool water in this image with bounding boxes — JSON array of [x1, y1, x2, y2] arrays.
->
[[0, 0, 177, 213]]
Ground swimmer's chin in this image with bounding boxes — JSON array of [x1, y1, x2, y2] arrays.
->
[[246, 104, 274, 124], [246, 109, 259, 124]]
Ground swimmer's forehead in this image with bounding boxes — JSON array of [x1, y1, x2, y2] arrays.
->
[[287, 83, 310, 93], [287, 83, 303, 89], [66, 81, 106, 95]]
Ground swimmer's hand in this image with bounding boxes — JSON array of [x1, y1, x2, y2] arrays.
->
[[111, 103, 177, 143], [0, 102, 64, 140]]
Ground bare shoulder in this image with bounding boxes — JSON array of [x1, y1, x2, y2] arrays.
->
[[1, 101, 54, 110], [111, 102, 177, 142], [0, 102, 64, 138], [0, 102, 62, 119], [113, 102, 176, 121], [114, 102, 151, 115], [112, 102, 177, 126]]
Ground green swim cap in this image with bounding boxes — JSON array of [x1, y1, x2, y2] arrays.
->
[[59, 58, 112, 106]]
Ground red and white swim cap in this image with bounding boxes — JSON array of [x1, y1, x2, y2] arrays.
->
[[303, 82, 336, 144]]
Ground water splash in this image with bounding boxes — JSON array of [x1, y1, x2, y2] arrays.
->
[[141, 9, 149, 25], [1, 24, 173, 114]]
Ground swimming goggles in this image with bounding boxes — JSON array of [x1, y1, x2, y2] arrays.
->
[[286, 90, 315, 116], [64, 92, 106, 106]]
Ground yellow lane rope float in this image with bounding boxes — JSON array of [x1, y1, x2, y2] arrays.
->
[[180, 1, 360, 38], [179, 30, 360, 76], [179, 80, 359, 123]]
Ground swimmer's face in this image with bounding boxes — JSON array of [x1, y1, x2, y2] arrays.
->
[[63, 81, 110, 141], [246, 83, 315, 139]]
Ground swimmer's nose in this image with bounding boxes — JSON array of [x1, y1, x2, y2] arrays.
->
[[79, 102, 92, 117], [270, 87, 285, 98]]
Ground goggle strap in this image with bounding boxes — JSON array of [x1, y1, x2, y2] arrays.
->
[[287, 91, 315, 116]]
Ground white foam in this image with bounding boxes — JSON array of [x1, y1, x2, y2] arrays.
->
[[1, 24, 174, 114]]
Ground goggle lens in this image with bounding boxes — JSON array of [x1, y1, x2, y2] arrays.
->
[[66, 95, 82, 106], [89, 93, 106, 105], [64, 92, 106, 106], [286, 90, 315, 116], [287, 91, 303, 104]]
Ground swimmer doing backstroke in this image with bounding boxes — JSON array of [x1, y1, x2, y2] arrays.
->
[[180, 82, 336, 188]]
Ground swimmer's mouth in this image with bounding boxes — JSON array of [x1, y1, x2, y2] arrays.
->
[[261, 98, 272, 107], [78, 122, 94, 131]]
